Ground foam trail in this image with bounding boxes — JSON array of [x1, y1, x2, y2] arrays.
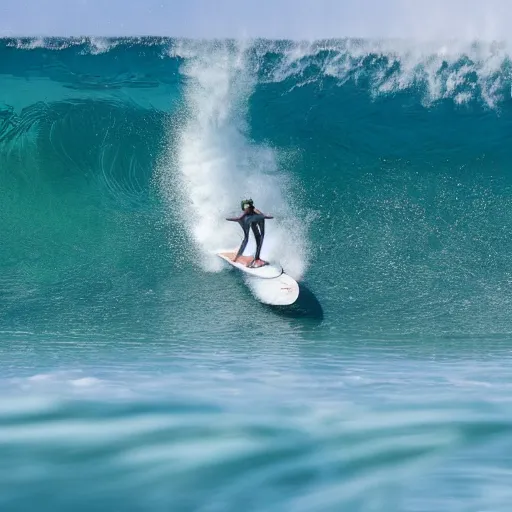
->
[[169, 40, 308, 280]]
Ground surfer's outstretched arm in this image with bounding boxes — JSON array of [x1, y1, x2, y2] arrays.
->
[[226, 213, 246, 222], [254, 208, 273, 219]]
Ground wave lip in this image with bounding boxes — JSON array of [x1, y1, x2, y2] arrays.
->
[[257, 38, 512, 107], [1, 37, 511, 107]]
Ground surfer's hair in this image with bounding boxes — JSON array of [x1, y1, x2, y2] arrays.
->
[[241, 199, 254, 210]]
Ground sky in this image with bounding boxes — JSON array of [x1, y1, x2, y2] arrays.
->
[[1, 0, 512, 41]]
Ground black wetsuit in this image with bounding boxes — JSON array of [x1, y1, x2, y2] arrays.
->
[[236, 213, 266, 261]]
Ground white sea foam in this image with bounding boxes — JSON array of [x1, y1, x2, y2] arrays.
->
[[160, 40, 309, 280]]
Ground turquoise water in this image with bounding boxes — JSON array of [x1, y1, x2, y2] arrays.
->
[[1, 37, 512, 511]]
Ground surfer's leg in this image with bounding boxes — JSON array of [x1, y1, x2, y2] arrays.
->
[[251, 224, 262, 260], [235, 222, 250, 261], [254, 220, 265, 260], [248, 221, 266, 267]]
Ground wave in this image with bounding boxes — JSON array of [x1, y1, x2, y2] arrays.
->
[[4, 35, 512, 512], [3, 37, 512, 334], [2, 37, 512, 107], [255, 39, 512, 108]]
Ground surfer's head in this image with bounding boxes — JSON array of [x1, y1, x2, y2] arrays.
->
[[241, 199, 254, 211]]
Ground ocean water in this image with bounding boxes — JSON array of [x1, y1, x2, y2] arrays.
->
[[1, 36, 512, 511]]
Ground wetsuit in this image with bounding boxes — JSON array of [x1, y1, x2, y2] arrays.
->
[[235, 213, 266, 261]]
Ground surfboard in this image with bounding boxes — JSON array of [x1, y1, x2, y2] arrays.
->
[[247, 272, 300, 306], [217, 252, 283, 279], [216, 251, 300, 306]]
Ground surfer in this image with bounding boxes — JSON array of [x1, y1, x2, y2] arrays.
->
[[226, 199, 273, 268]]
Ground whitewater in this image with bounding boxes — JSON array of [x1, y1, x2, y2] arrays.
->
[[2, 36, 512, 511]]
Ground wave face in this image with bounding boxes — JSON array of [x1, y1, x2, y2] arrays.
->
[[2, 37, 512, 512], [2, 37, 512, 334]]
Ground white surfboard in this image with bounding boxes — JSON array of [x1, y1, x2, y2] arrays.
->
[[217, 252, 283, 279], [217, 251, 300, 306], [246, 272, 300, 306]]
